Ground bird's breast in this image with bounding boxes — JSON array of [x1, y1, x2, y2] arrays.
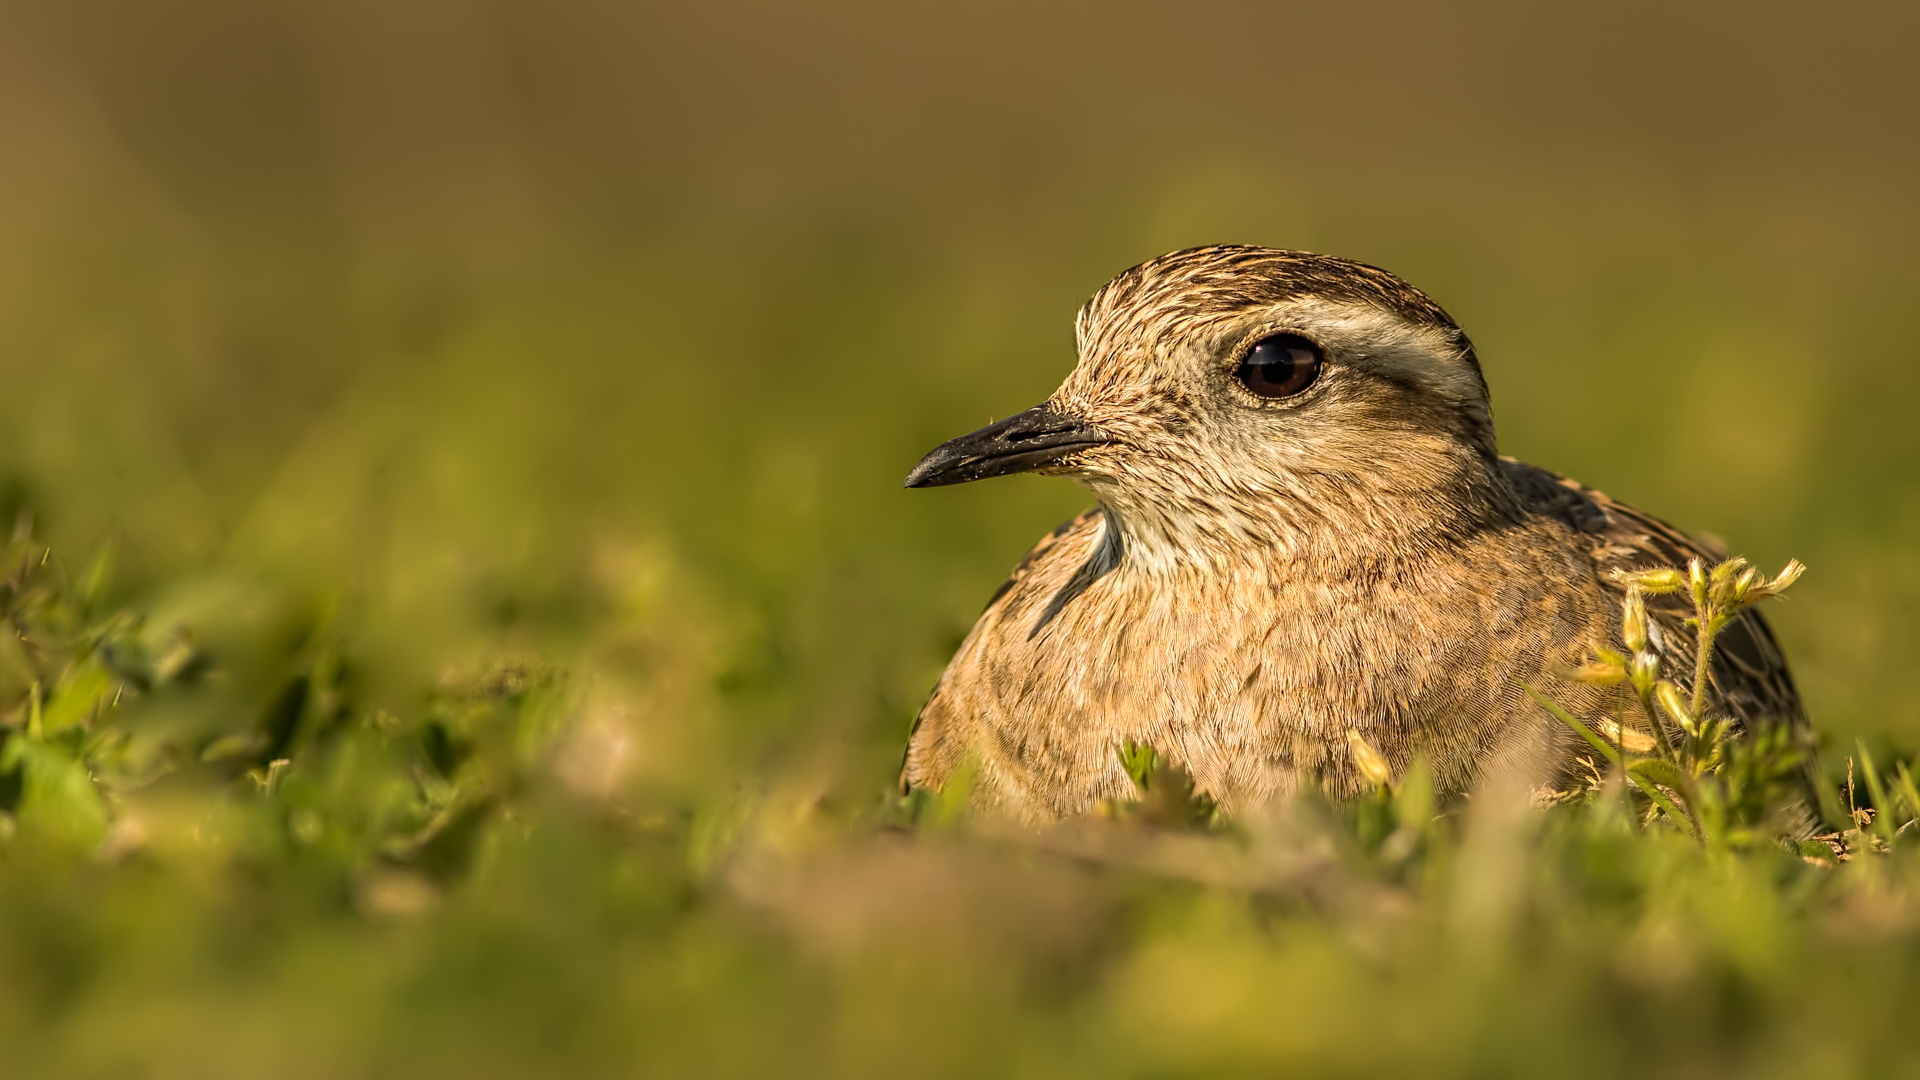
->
[[910, 513, 1611, 817]]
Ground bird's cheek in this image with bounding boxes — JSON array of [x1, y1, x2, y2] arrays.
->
[[1062, 455, 1134, 493], [1055, 446, 1125, 482]]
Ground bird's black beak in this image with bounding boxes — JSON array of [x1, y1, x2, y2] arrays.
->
[[905, 403, 1112, 489]]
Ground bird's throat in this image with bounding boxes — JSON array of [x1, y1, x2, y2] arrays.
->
[[1088, 458, 1513, 581]]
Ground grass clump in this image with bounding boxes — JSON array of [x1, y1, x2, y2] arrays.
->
[[0, 522, 1917, 1079], [0, 522, 571, 917]]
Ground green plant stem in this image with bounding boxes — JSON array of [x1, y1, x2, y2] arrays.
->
[[1522, 683, 1617, 765], [1689, 612, 1723, 720], [1627, 773, 1696, 839], [1636, 685, 1679, 762], [1610, 686, 1630, 818]]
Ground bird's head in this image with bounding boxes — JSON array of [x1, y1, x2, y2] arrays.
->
[[906, 246, 1508, 572]]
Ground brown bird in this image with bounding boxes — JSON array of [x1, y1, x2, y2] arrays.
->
[[901, 245, 1802, 821]]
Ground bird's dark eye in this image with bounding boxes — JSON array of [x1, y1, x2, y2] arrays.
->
[[1235, 333, 1322, 399]]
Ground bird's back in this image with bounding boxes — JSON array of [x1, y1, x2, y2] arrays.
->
[[1501, 459, 1805, 735]]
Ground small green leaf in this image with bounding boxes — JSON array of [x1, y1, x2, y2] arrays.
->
[[1625, 772, 1693, 837], [1628, 757, 1688, 790], [1627, 758, 1703, 840], [2, 737, 109, 850], [41, 667, 114, 734], [78, 540, 115, 610], [1797, 839, 1839, 862], [1117, 740, 1160, 793], [1394, 756, 1435, 832]]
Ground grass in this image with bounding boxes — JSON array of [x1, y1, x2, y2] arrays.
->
[[1, 504, 1917, 1078]]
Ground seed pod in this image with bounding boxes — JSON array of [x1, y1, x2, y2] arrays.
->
[[1746, 559, 1807, 602], [1597, 717, 1658, 754], [1654, 680, 1698, 736], [1609, 567, 1685, 594], [1347, 729, 1393, 789], [1688, 558, 1707, 609], [1709, 574, 1739, 609], [1564, 658, 1627, 686], [1622, 588, 1649, 653]]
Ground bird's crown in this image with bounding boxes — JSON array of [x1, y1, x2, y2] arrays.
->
[[1062, 245, 1493, 458]]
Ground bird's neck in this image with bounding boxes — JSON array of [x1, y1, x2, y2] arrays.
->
[[1086, 449, 1514, 580]]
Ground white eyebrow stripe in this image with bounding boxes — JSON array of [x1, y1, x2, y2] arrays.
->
[[1272, 300, 1484, 407]]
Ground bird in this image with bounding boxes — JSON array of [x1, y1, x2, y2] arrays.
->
[[900, 245, 1803, 822]]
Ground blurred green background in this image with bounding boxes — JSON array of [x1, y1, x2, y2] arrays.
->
[[8, 0, 1920, 749], [1, 1, 1918, 1075]]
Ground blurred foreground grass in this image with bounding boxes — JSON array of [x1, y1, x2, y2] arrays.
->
[[2, 519, 1918, 1079]]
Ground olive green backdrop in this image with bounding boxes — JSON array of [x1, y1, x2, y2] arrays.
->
[[6, 1, 1914, 776]]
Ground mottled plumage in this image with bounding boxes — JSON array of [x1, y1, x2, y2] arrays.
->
[[903, 246, 1802, 821]]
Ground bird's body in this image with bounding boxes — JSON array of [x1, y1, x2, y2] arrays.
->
[[902, 247, 1801, 821]]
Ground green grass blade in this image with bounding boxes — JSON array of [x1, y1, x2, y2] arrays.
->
[[1895, 764, 1920, 835], [1521, 683, 1619, 765], [1858, 739, 1899, 843]]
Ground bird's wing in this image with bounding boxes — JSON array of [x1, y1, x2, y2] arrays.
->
[[1501, 458, 1806, 731], [899, 506, 1107, 795], [979, 505, 1107, 613]]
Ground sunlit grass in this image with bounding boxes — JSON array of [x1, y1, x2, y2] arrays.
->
[[1, 511, 1916, 1077]]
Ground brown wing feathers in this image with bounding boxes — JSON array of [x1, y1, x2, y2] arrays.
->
[[1523, 463, 1806, 732]]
